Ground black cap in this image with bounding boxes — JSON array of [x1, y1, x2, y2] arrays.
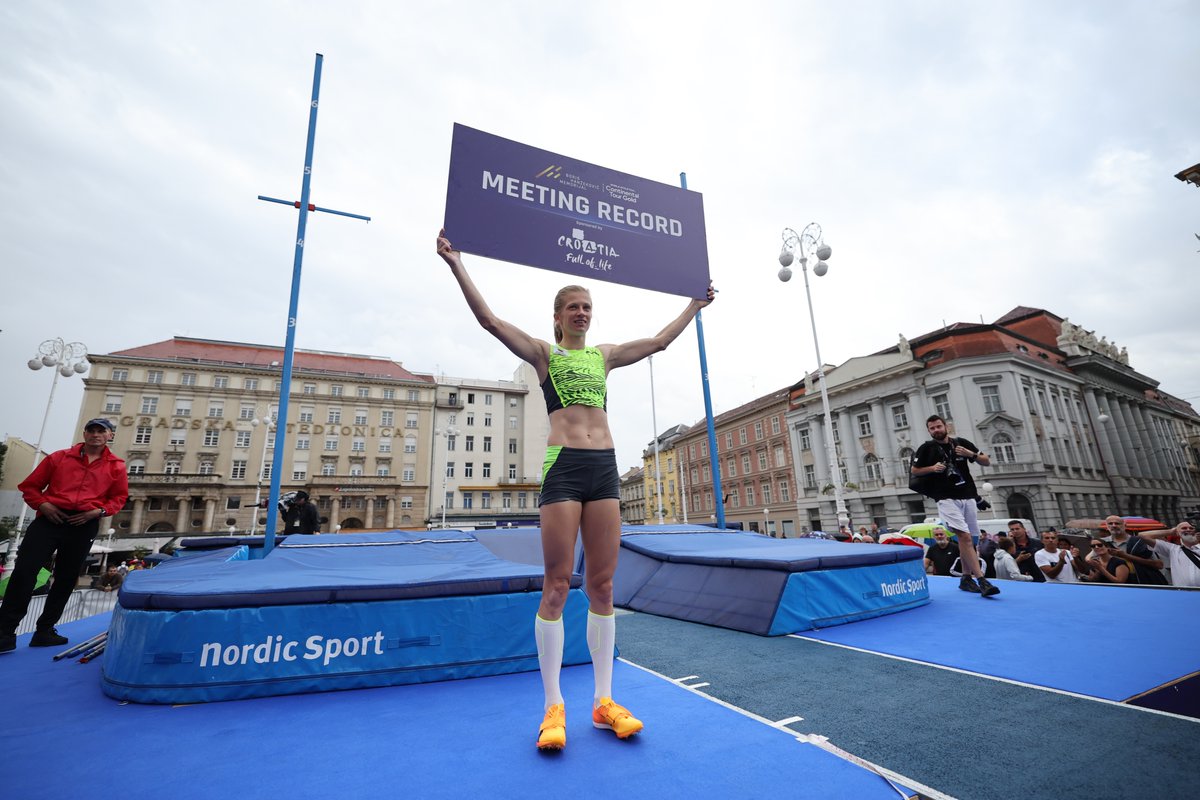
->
[[85, 418, 116, 432]]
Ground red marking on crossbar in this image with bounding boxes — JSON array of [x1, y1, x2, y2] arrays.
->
[[291, 201, 317, 211]]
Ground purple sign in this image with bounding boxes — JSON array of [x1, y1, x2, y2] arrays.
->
[[443, 124, 710, 299]]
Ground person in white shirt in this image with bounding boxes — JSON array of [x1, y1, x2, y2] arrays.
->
[[992, 536, 1034, 581], [1034, 531, 1078, 583], [1139, 522, 1200, 588]]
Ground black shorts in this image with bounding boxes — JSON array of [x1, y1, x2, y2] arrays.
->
[[538, 447, 620, 506]]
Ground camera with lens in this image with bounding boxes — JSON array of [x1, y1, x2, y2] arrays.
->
[[942, 458, 967, 487], [975, 496, 991, 511]]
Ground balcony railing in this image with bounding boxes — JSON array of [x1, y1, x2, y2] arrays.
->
[[129, 473, 224, 485], [985, 462, 1038, 474]]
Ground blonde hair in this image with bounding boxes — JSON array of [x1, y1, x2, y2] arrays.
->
[[552, 285, 590, 343]]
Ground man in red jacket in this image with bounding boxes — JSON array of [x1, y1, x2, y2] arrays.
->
[[0, 418, 129, 653]]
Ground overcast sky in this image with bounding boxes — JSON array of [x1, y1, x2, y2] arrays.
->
[[3, 1, 1198, 473]]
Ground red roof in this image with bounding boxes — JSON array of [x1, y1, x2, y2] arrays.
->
[[108, 337, 432, 383]]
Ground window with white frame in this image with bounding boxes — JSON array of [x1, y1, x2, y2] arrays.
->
[[857, 413, 872, 437], [508, 463, 517, 479], [128, 459, 146, 476], [104, 394, 122, 413], [445, 461, 455, 478], [991, 433, 1016, 463], [864, 454, 882, 482], [380, 410, 394, 427], [745, 484, 755, 505], [208, 400, 224, 418], [357, 386, 370, 398], [112, 368, 128, 381], [303, 383, 316, 395], [774, 446, 786, 468], [462, 492, 473, 509], [376, 466, 390, 477], [892, 404, 908, 429], [803, 465, 816, 489], [754, 421, 764, 440], [299, 407, 314, 423], [203, 429, 220, 447], [482, 463, 492, 478], [236, 431, 252, 448], [508, 438, 517, 454], [244, 378, 258, 390], [352, 438, 365, 452], [165, 459, 181, 475], [724, 432, 733, 450], [147, 370, 163, 384], [404, 435, 416, 454], [981, 384, 1002, 414], [762, 483, 772, 504], [231, 460, 247, 480], [502, 492, 511, 509], [354, 410, 368, 425], [729, 487, 740, 508], [134, 426, 152, 445], [141, 396, 158, 414], [481, 492, 491, 509], [212, 376, 228, 389], [328, 408, 341, 424], [508, 415, 518, 429], [330, 385, 344, 397], [180, 373, 197, 386], [382, 388, 395, 400], [739, 428, 747, 445], [407, 390, 419, 402], [198, 461, 215, 475], [379, 438, 392, 453], [293, 463, 308, 481], [484, 413, 492, 427], [742, 454, 751, 474], [321, 463, 336, 476], [483, 436, 492, 452], [349, 465, 363, 477], [324, 437, 338, 451], [169, 428, 186, 447], [465, 435, 475, 451], [296, 437, 310, 450], [406, 412, 418, 429], [402, 466, 415, 482], [779, 480, 791, 502], [799, 428, 811, 450], [933, 394, 952, 420], [757, 451, 768, 470], [240, 404, 255, 420]]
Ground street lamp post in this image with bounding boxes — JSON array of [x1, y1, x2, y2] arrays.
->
[[249, 415, 276, 535], [434, 426, 459, 528], [778, 224, 849, 532], [763, 507, 771, 537], [6, 338, 90, 564]]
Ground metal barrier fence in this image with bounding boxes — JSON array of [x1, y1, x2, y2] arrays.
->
[[14, 589, 120, 636]]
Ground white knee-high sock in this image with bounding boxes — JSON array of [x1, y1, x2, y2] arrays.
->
[[534, 615, 564, 710], [587, 610, 616, 705]]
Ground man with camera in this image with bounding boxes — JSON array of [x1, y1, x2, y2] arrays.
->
[[910, 415, 1000, 597]]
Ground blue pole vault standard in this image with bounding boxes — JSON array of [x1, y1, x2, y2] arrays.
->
[[257, 53, 370, 555], [680, 172, 725, 529]]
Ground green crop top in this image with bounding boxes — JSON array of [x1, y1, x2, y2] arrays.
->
[[541, 345, 607, 414]]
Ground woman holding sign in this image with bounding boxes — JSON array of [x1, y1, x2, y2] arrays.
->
[[437, 230, 713, 751]]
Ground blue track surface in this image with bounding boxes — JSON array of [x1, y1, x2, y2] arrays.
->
[[799, 576, 1200, 700], [2, 614, 917, 800]]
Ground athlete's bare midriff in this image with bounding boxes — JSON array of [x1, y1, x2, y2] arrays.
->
[[546, 405, 614, 449]]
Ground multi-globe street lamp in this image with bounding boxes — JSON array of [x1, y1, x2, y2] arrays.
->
[[777, 224, 849, 532], [5, 339, 90, 564]]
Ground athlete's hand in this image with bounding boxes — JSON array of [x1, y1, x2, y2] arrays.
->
[[436, 228, 462, 269], [931, 462, 947, 473]]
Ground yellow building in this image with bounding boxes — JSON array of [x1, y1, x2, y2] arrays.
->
[[80, 337, 436, 535], [641, 424, 688, 524]]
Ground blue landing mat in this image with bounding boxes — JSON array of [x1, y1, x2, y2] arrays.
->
[[2, 615, 914, 800], [799, 577, 1200, 702]]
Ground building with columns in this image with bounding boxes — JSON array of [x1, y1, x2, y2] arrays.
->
[[783, 308, 1199, 532], [79, 337, 437, 536]]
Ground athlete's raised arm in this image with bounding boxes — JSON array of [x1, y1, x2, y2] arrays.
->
[[437, 230, 549, 376], [600, 282, 714, 371]]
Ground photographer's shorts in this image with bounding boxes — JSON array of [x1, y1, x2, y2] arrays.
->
[[539, 446, 620, 506], [936, 498, 979, 536]]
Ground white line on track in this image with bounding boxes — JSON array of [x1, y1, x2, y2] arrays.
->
[[788, 634, 1200, 725], [621, 657, 958, 800]]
